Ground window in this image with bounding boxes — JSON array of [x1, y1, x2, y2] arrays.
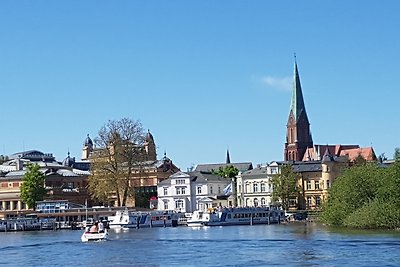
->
[[307, 196, 312, 207], [315, 180, 320, 190], [210, 186, 213, 194], [164, 201, 168, 210], [316, 196, 321, 206], [326, 180, 330, 189], [163, 188, 168, 196], [218, 186, 221, 194], [261, 198, 266, 206], [254, 198, 259, 207], [197, 186, 202, 194], [253, 183, 258, 193], [245, 184, 250, 193], [289, 198, 297, 207], [176, 187, 186, 195], [175, 179, 185, 184], [260, 183, 266, 192], [306, 181, 312, 190], [175, 200, 184, 210]]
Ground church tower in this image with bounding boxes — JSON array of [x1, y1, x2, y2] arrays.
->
[[284, 60, 313, 161], [144, 130, 157, 161], [82, 134, 93, 160]]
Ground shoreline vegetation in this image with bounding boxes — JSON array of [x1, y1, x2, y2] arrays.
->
[[321, 160, 400, 230]]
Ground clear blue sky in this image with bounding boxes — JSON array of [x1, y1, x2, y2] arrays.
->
[[1, 1, 399, 170]]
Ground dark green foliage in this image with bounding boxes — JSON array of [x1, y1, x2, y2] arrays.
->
[[394, 148, 400, 161], [214, 165, 239, 179], [271, 164, 299, 210], [322, 161, 400, 229], [20, 164, 47, 210]]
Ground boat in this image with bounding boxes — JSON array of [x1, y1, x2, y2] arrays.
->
[[189, 206, 285, 226], [108, 210, 179, 229], [186, 211, 211, 227], [108, 210, 137, 229], [81, 229, 108, 242]]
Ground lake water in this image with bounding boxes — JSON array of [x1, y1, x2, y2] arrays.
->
[[1, 222, 399, 267]]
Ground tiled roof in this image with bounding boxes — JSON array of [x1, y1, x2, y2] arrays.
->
[[339, 147, 376, 161]]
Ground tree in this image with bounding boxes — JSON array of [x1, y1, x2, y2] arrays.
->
[[88, 118, 146, 207], [20, 163, 47, 210], [353, 154, 367, 165], [394, 148, 400, 161], [271, 164, 300, 210], [322, 163, 386, 228], [214, 165, 239, 179]]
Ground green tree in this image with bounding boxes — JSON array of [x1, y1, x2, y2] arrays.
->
[[271, 164, 299, 210], [88, 118, 146, 207], [353, 154, 367, 165], [20, 163, 47, 210], [394, 148, 400, 161], [214, 165, 239, 179], [321, 163, 384, 227]]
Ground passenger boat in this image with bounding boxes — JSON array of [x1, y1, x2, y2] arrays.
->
[[81, 229, 108, 242], [189, 206, 285, 227], [108, 210, 179, 229]]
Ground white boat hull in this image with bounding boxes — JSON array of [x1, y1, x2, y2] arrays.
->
[[81, 230, 108, 242]]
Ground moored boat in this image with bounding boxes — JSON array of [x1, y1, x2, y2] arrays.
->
[[108, 210, 179, 229], [186, 211, 211, 227], [189, 206, 285, 227]]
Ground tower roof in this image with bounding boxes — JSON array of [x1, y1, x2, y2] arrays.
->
[[226, 149, 231, 164], [84, 134, 93, 146], [290, 61, 309, 123]]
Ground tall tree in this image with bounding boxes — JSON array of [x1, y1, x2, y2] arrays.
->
[[271, 164, 299, 210], [394, 148, 400, 161], [88, 118, 146, 207], [20, 163, 47, 210]]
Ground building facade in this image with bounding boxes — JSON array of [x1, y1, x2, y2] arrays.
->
[[0, 150, 90, 219], [157, 171, 230, 213], [236, 162, 281, 208]]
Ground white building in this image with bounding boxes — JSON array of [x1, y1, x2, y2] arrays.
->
[[157, 171, 230, 213], [236, 161, 281, 207]]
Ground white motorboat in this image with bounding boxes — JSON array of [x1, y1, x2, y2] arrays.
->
[[81, 229, 108, 242], [186, 211, 211, 227]]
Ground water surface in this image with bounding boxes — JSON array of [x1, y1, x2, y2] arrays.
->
[[1, 223, 399, 266]]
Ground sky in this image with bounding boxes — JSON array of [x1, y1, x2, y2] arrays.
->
[[1, 1, 399, 170]]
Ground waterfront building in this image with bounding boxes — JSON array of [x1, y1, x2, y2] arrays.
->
[[0, 150, 90, 219], [236, 161, 281, 208], [157, 171, 230, 213], [84, 131, 180, 208], [290, 151, 349, 210]]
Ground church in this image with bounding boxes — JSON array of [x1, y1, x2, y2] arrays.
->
[[283, 60, 376, 210]]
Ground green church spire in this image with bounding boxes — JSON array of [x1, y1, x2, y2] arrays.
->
[[290, 59, 308, 123]]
